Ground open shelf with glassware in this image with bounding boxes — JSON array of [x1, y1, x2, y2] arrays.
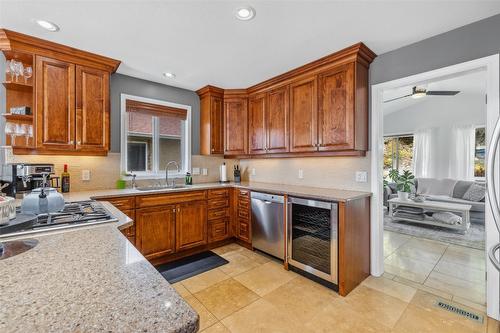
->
[[3, 51, 35, 150]]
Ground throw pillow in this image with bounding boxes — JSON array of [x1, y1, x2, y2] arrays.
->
[[432, 212, 462, 225], [462, 183, 486, 202]]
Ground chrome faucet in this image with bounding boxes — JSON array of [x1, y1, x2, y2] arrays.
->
[[125, 173, 137, 189], [165, 161, 180, 188]]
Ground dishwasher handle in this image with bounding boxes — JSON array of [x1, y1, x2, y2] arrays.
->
[[251, 191, 284, 204]]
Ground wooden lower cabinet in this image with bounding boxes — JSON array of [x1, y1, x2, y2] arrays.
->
[[136, 205, 176, 260], [175, 200, 208, 251], [209, 218, 230, 243], [235, 189, 251, 244], [121, 209, 136, 245]]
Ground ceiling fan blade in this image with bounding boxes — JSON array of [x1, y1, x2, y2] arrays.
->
[[426, 90, 460, 96], [383, 94, 412, 103]]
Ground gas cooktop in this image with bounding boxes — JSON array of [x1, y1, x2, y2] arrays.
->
[[0, 201, 118, 238]]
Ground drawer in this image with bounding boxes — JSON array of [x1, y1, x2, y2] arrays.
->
[[208, 207, 230, 220], [208, 188, 229, 199], [209, 218, 229, 242], [238, 199, 249, 210], [238, 189, 250, 198], [208, 198, 229, 210], [101, 196, 135, 210], [238, 219, 250, 242], [136, 190, 207, 208], [238, 208, 249, 219]]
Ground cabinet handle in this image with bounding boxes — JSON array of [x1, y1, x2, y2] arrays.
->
[[70, 140, 74, 144], [77, 141, 81, 145]]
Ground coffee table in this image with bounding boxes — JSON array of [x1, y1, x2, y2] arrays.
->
[[388, 198, 471, 233]]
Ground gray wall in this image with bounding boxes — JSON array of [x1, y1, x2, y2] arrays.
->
[[370, 14, 500, 85], [110, 73, 200, 154]]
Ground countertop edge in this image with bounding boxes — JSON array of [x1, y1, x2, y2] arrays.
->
[[88, 182, 372, 203]]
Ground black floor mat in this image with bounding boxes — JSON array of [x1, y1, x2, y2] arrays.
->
[[156, 251, 229, 284]]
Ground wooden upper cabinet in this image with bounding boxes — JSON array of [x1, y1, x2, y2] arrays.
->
[[35, 56, 76, 150], [248, 93, 267, 155], [210, 96, 224, 154], [136, 205, 176, 260], [197, 42, 375, 157], [290, 77, 318, 152], [75, 65, 109, 153], [175, 200, 208, 251], [1, 29, 120, 156], [197, 86, 224, 155], [318, 63, 355, 151], [266, 85, 289, 153], [224, 97, 248, 155]]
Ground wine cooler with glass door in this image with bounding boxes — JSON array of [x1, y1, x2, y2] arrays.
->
[[287, 197, 338, 285]]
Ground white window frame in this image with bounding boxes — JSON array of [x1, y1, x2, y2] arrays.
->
[[120, 93, 191, 179]]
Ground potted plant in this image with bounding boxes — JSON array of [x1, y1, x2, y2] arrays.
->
[[388, 169, 415, 201]]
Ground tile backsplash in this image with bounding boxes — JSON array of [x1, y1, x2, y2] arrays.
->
[[7, 150, 238, 191], [239, 153, 371, 192]]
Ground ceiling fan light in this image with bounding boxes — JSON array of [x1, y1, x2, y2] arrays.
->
[[411, 92, 426, 99], [411, 86, 426, 99]]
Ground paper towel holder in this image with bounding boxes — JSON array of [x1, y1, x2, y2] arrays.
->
[[219, 162, 230, 184]]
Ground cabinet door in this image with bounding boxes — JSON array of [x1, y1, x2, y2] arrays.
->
[[266, 86, 289, 153], [224, 98, 248, 155], [209, 218, 230, 243], [136, 205, 176, 260], [35, 56, 75, 150], [175, 200, 208, 251], [248, 93, 267, 155], [318, 63, 355, 151], [289, 76, 318, 152], [75, 65, 110, 153], [210, 96, 224, 154]]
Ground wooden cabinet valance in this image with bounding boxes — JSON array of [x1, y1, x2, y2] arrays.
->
[[126, 99, 187, 120], [197, 42, 376, 158], [0, 29, 120, 156]]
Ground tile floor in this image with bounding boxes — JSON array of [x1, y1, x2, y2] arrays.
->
[[384, 230, 487, 309], [172, 242, 499, 333]]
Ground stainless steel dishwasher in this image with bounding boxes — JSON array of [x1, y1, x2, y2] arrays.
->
[[251, 192, 285, 260]]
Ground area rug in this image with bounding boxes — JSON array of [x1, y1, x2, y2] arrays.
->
[[156, 251, 228, 283], [384, 215, 485, 250]]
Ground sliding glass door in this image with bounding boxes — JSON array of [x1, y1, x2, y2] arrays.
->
[[384, 135, 414, 179]]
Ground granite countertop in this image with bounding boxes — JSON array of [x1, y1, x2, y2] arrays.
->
[[0, 181, 369, 332], [62, 181, 371, 203], [0, 204, 199, 333]]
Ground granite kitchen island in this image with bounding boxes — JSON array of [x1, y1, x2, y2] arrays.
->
[[0, 202, 199, 333]]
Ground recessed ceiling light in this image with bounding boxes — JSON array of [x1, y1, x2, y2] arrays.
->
[[163, 72, 176, 79], [35, 20, 60, 32], [235, 6, 255, 21]]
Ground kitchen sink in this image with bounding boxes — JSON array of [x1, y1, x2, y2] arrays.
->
[[136, 184, 191, 191]]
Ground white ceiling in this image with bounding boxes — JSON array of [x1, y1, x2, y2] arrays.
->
[[382, 69, 487, 114], [1, 1, 499, 91]]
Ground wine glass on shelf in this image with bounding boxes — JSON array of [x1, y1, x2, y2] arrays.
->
[[27, 125, 33, 146], [4, 123, 16, 146], [15, 62, 24, 83], [5, 60, 13, 81], [15, 124, 26, 145], [9, 60, 17, 82], [21, 124, 31, 146], [23, 66, 32, 84]]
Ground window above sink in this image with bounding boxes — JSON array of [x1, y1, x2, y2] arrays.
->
[[120, 94, 191, 179]]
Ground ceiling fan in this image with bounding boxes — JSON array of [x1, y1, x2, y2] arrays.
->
[[384, 86, 460, 103]]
